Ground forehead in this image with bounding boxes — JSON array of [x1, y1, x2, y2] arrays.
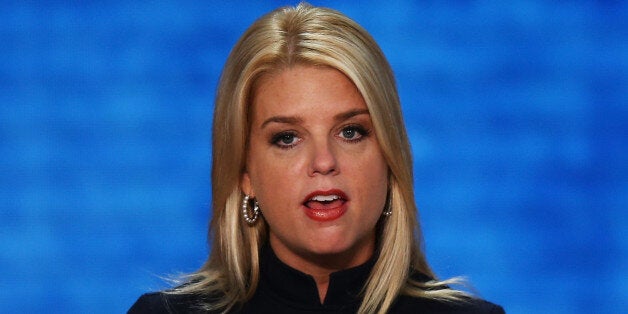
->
[[250, 65, 367, 120]]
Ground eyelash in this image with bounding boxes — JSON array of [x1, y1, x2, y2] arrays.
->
[[270, 131, 301, 149], [269, 125, 371, 149], [338, 124, 370, 143]]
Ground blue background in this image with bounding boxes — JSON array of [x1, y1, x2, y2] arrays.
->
[[1, 1, 626, 313]]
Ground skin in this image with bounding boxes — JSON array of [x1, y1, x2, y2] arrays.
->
[[241, 65, 388, 303]]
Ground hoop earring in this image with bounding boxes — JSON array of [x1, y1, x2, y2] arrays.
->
[[242, 194, 260, 224]]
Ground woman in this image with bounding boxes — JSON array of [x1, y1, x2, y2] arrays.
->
[[130, 3, 504, 314]]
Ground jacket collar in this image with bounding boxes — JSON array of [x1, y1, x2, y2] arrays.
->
[[257, 245, 376, 310]]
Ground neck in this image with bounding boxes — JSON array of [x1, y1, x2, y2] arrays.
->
[[312, 274, 330, 303]]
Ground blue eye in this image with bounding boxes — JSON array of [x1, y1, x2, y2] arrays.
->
[[338, 125, 369, 142], [279, 134, 295, 144], [271, 131, 300, 148], [342, 128, 357, 139]]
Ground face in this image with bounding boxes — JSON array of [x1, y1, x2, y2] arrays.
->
[[242, 65, 389, 272]]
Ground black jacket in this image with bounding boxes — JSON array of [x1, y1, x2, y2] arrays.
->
[[129, 248, 504, 313]]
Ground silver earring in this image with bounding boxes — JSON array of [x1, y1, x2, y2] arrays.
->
[[382, 207, 392, 216], [383, 189, 392, 216], [242, 194, 260, 224]]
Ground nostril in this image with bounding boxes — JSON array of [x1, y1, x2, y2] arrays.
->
[[308, 141, 339, 176]]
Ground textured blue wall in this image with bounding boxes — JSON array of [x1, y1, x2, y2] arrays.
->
[[1, 1, 626, 313]]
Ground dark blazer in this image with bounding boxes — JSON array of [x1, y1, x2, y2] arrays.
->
[[129, 248, 504, 314]]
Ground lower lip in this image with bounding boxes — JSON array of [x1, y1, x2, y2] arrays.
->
[[303, 202, 347, 222]]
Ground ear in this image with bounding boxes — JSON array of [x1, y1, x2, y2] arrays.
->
[[241, 171, 254, 197]]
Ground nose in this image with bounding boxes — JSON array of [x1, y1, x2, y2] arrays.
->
[[308, 139, 338, 176]]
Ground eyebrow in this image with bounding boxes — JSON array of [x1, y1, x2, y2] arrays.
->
[[260, 116, 304, 129], [334, 108, 370, 122], [260, 108, 370, 129]]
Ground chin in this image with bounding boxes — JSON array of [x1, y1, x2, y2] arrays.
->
[[307, 244, 350, 256]]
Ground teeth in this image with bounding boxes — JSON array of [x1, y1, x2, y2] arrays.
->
[[310, 195, 340, 202]]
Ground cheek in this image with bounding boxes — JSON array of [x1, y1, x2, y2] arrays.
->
[[248, 150, 304, 208], [356, 149, 389, 208], [350, 141, 387, 175], [366, 165, 389, 208]]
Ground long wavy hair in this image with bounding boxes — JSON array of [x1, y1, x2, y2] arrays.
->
[[173, 3, 467, 313]]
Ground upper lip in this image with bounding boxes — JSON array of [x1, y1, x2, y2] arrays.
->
[[302, 189, 348, 204]]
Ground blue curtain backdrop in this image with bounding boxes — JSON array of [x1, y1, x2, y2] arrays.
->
[[1, 1, 626, 313]]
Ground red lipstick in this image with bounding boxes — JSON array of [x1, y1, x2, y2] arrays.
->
[[302, 189, 348, 222]]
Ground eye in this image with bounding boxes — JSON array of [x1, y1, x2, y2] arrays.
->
[[338, 125, 369, 142], [342, 128, 357, 139], [271, 131, 301, 148]]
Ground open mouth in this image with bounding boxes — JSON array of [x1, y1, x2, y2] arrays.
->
[[304, 194, 346, 210], [302, 190, 348, 222]]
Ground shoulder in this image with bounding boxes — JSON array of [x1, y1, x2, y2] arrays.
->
[[392, 295, 505, 314], [391, 272, 504, 314], [128, 291, 211, 314]]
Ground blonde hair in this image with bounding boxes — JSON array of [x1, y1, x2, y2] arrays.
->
[[174, 3, 468, 313]]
